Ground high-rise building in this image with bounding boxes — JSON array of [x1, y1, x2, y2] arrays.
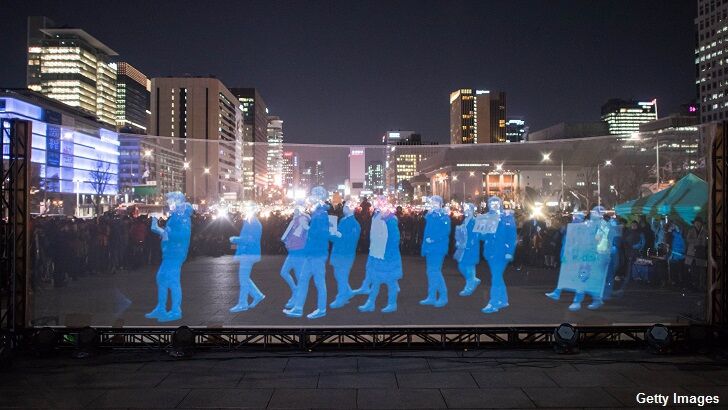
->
[[282, 151, 300, 191], [450, 88, 507, 144], [600, 98, 658, 135], [27, 16, 118, 127], [118, 134, 185, 198], [383, 131, 439, 200], [348, 147, 365, 197], [150, 76, 243, 202], [301, 160, 324, 191], [116, 62, 150, 134], [230, 88, 268, 198], [366, 160, 384, 194], [505, 117, 528, 142], [696, 0, 728, 123], [266, 116, 284, 188]]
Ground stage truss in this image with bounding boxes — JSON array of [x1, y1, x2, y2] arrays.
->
[[709, 123, 728, 326]]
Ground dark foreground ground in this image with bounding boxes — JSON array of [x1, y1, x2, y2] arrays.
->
[[2, 348, 728, 409], [32, 255, 705, 327]]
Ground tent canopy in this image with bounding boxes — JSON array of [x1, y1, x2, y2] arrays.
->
[[614, 173, 708, 226]]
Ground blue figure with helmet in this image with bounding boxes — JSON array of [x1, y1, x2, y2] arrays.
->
[[229, 203, 265, 313], [284, 186, 331, 319], [481, 196, 517, 314], [359, 196, 402, 313], [145, 192, 192, 323], [454, 202, 481, 296], [420, 195, 450, 308], [329, 200, 361, 308]]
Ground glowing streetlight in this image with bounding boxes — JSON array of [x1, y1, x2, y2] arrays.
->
[[203, 167, 210, 174], [597, 159, 612, 206], [183, 161, 190, 170]]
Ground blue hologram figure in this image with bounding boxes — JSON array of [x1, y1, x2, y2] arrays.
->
[[280, 200, 309, 309], [545, 206, 612, 311], [454, 202, 482, 296], [481, 196, 517, 314], [284, 186, 331, 319], [229, 205, 265, 313], [145, 192, 192, 323], [419, 195, 450, 307], [329, 201, 361, 309], [359, 198, 402, 313]]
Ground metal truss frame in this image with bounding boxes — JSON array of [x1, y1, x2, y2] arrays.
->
[[40, 325, 688, 350], [709, 123, 728, 326]]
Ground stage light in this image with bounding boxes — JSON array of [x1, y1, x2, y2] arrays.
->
[[33, 327, 57, 355], [170, 326, 195, 358], [73, 326, 99, 358], [646, 324, 673, 354], [553, 323, 579, 354]]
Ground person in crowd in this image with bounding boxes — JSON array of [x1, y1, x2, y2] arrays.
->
[[685, 216, 708, 290], [279, 199, 310, 309], [229, 203, 265, 312], [613, 219, 645, 294], [521, 214, 545, 267], [667, 221, 686, 287], [453, 202, 481, 296], [638, 215, 655, 255], [329, 200, 361, 308], [481, 196, 517, 314], [145, 192, 193, 323], [359, 196, 402, 313], [419, 195, 450, 308], [284, 186, 331, 319]]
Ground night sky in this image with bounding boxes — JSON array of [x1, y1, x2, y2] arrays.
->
[[1, 0, 696, 145]]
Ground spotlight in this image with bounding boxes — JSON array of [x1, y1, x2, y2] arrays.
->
[[646, 324, 673, 354], [33, 327, 57, 356], [73, 326, 99, 358], [170, 326, 195, 358], [553, 323, 579, 354]]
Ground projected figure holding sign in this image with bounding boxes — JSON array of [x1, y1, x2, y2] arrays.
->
[[419, 195, 450, 308], [454, 202, 481, 296], [145, 192, 192, 323], [229, 203, 265, 313], [284, 186, 331, 319], [280, 199, 309, 309], [359, 196, 402, 313], [329, 201, 361, 308], [481, 196, 517, 314], [545, 206, 612, 311]]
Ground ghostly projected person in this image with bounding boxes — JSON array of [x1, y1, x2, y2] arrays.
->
[[284, 186, 330, 319], [454, 202, 481, 296], [329, 200, 361, 308], [229, 203, 265, 312], [145, 192, 192, 322], [359, 196, 402, 313], [280, 199, 309, 309], [420, 195, 450, 307], [481, 196, 517, 314], [545, 206, 612, 311]]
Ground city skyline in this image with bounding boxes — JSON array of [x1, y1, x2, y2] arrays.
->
[[1, 0, 696, 145]]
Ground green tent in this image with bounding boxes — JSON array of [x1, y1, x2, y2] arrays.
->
[[614, 173, 708, 225]]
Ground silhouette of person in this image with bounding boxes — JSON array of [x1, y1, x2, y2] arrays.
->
[[481, 196, 517, 314], [454, 202, 481, 296], [420, 195, 450, 307], [229, 203, 265, 312], [280, 199, 309, 309], [329, 200, 361, 308]]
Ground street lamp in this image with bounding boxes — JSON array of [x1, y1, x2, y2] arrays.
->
[[541, 152, 564, 210], [597, 159, 612, 207], [73, 178, 82, 217]]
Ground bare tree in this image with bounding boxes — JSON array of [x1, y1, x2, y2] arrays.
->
[[89, 160, 112, 217]]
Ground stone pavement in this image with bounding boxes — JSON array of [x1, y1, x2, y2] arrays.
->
[[1, 347, 727, 409]]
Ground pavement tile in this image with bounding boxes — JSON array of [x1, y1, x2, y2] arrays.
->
[[523, 387, 623, 408], [239, 372, 319, 388], [441, 387, 536, 408], [356, 388, 447, 409], [139, 358, 217, 373], [284, 357, 358, 374], [605, 387, 693, 408], [546, 370, 636, 387], [87, 388, 190, 408], [619, 369, 716, 387], [178, 388, 273, 408], [267, 388, 356, 409], [41, 389, 106, 408], [396, 370, 477, 388], [26, 370, 167, 389], [0, 390, 52, 408], [693, 370, 728, 385], [357, 356, 430, 372], [318, 371, 396, 388], [210, 357, 288, 373], [471, 369, 557, 388], [157, 371, 245, 388]]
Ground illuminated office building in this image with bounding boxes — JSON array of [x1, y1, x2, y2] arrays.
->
[[282, 151, 300, 190], [301, 160, 324, 191], [150, 76, 243, 202], [0, 89, 119, 215], [366, 160, 384, 193], [266, 116, 284, 188], [505, 117, 528, 142], [230, 88, 268, 198], [118, 135, 185, 199], [27, 16, 118, 127], [116, 62, 150, 134], [450, 88, 507, 144], [696, 0, 728, 122], [384, 131, 439, 199], [601, 98, 658, 135]]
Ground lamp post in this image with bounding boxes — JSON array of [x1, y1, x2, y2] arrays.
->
[[542, 152, 565, 210], [597, 159, 612, 207], [74, 178, 82, 217]]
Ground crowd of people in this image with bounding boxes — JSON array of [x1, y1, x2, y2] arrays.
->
[[28, 196, 708, 294]]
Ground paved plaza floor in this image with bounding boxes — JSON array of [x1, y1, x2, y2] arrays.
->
[[2, 347, 728, 408], [31, 255, 705, 327]]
